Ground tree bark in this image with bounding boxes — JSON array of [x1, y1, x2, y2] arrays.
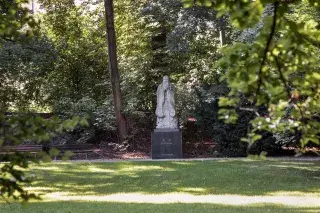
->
[[218, 17, 226, 47], [103, 0, 128, 142], [219, 29, 226, 47], [31, 0, 35, 13]]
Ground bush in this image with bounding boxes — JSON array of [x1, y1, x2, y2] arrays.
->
[[51, 97, 117, 145], [191, 85, 284, 157]]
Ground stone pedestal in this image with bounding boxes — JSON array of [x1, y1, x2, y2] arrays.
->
[[152, 129, 182, 159]]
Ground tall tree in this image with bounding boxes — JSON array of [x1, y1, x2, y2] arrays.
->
[[103, 0, 127, 141]]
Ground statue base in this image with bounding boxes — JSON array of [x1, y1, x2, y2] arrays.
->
[[152, 128, 182, 159]]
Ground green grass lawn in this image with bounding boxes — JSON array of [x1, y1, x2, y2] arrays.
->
[[1, 159, 319, 213]]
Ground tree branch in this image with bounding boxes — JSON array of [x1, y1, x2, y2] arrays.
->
[[301, 35, 320, 48], [274, 57, 291, 97], [274, 54, 307, 124], [283, 17, 320, 48], [255, 1, 279, 102], [0, 37, 15, 42]]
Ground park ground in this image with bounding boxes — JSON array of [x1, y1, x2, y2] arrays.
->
[[1, 159, 319, 213]]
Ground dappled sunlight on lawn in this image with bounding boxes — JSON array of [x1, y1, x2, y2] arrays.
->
[[215, 159, 260, 163], [277, 161, 316, 166], [118, 165, 175, 172], [88, 166, 116, 173], [299, 210, 320, 213], [177, 187, 208, 193], [2, 202, 319, 213], [268, 164, 320, 172], [266, 191, 320, 197], [25, 160, 320, 200], [169, 161, 197, 166], [31, 165, 66, 172], [2, 160, 319, 213], [42, 192, 320, 207]]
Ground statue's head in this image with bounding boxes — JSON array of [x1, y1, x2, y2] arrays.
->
[[163, 75, 169, 89]]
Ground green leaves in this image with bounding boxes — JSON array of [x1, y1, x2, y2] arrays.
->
[[0, 152, 39, 202], [61, 150, 74, 161], [305, 0, 320, 8], [182, 0, 264, 29], [0, 113, 88, 201], [0, 0, 39, 41], [182, 0, 212, 8], [181, 0, 193, 8], [49, 147, 60, 157], [190, 0, 320, 153]]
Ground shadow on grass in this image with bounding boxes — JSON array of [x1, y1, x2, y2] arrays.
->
[[1, 202, 319, 213], [28, 160, 320, 196]]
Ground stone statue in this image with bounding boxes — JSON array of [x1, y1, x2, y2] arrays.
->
[[155, 76, 178, 129], [152, 76, 182, 159]]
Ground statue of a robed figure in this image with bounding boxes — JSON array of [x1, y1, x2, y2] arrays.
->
[[155, 76, 178, 129], [152, 75, 182, 159]]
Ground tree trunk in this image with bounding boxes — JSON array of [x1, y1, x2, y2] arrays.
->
[[103, 0, 128, 142], [219, 29, 226, 47], [218, 16, 226, 47], [31, 0, 35, 13]]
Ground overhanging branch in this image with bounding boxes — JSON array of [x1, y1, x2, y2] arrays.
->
[[255, 1, 279, 102]]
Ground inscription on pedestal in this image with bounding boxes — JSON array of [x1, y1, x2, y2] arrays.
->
[[152, 130, 182, 159]]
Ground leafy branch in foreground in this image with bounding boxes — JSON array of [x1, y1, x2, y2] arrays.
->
[[0, 0, 88, 202], [0, 113, 88, 202], [182, 0, 320, 153], [0, 0, 39, 41]]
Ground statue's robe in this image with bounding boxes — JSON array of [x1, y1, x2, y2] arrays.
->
[[155, 83, 177, 129]]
